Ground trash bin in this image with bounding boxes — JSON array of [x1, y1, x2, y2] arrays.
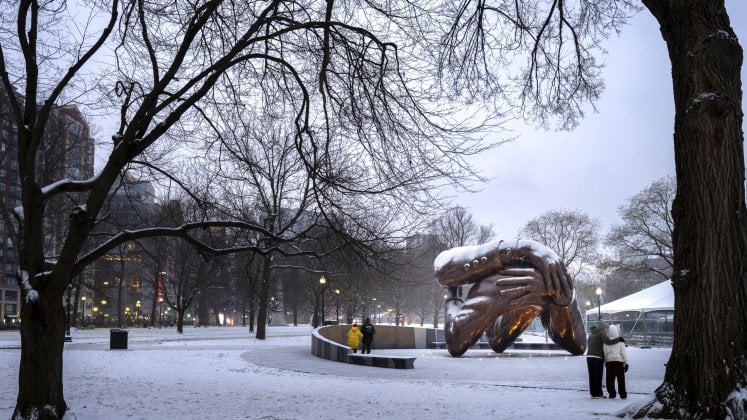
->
[[110, 328, 128, 350]]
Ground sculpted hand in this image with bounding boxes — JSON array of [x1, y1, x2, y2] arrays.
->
[[492, 268, 548, 307], [523, 245, 573, 307]]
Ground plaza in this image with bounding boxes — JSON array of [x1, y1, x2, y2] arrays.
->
[[1, 325, 670, 419]]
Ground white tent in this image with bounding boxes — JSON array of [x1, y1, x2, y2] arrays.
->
[[590, 280, 674, 314], [587, 280, 674, 346]]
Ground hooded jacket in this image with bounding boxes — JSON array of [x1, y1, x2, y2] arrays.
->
[[603, 325, 628, 364], [587, 324, 624, 359], [347, 325, 363, 348]]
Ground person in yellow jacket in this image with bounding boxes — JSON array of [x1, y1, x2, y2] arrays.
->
[[347, 323, 363, 353]]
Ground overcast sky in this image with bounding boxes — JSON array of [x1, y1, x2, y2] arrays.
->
[[455, 1, 747, 241]]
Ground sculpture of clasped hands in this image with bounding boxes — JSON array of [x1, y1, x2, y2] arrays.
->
[[434, 239, 587, 357]]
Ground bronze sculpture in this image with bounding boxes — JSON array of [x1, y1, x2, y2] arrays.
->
[[434, 239, 587, 357]]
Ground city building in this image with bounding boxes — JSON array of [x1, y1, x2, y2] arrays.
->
[[88, 172, 157, 327], [0, 85, 95, 328]]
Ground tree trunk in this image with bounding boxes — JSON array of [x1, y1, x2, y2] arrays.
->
[[248, 290, 255, 333], [631, 1, 747, 417], [255, 254, 272, 339], [14, 278, 68, 419], [71, 283, 81, 329], [176, 308, 184, 334]]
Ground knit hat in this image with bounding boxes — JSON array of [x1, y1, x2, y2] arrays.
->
[[608, 324, 620, 338]]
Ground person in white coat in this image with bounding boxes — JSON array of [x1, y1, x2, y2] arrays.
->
[[602, 324, 629, 399]]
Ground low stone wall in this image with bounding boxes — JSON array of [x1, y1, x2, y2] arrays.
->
[[310, 325, 560, 368], [316, 324, 442, 350], [310, 324, 442, 369]]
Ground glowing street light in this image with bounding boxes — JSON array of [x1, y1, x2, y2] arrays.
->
[[334, 289, 340, 324], [595, 287, 603, 321], [319, 275, 327, 326]]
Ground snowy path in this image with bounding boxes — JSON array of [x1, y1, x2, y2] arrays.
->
[[0, 326, 670, 419]]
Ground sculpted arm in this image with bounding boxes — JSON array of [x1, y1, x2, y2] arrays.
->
[[539, 293, 587, 355], [434, 239, 570, 305]]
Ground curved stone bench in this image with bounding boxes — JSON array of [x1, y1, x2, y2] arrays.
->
[[310, 324, 443, 369]]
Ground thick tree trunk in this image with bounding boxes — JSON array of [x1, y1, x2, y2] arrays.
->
[[176, 308, 184, 334], [631, 1, 747, 418], [14, 280, 67, 419], [255, 254, 271, 339]]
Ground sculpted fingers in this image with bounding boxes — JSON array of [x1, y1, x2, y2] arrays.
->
[[550, 263, 564, 298], [493, 269, 545, 298], [561, 264, 572, 297]]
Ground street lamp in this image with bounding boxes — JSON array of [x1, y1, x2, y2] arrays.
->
[[135, 300, 141, 327], [319, 275, 327, 326], [80, 296, 87, 327], [595, 287, 603, 321], [159, 297, 164, 328], [334, 289, 340, 324], [101, 299, 107, 327], [64, 285, 72, 342]]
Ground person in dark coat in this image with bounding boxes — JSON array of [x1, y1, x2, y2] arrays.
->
[[360, 318, 376, 354], [586, 323, 624, 398]]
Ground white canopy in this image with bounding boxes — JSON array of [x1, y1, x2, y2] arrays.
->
[[590, 280, 674, 314]]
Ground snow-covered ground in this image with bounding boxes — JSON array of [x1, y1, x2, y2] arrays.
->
[[0, 325, 670, 419]]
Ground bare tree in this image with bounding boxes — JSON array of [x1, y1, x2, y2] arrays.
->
[[0, 2, 488, 417], [431, 206, 495, 248], [606, 176, 675, 279], [434, 0, 745, 416], [519, 209, 602, 281]]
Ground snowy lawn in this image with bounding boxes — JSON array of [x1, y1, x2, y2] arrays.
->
[[0, 326, 670, 419]]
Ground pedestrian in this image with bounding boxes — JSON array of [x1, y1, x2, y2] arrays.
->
[[586, 323, 624, 399], [603, 324, 629, 399], [360, 318, 376, 354], [347, 323, 363, 353]]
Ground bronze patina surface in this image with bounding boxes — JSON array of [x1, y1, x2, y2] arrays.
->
[[435, 239, 586, 357]]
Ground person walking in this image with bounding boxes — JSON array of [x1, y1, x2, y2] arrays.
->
[[586, 323, 624, 398], [347, 323, 363, 353], [603, 324, 629, 399], [360, 318, 376, 354]]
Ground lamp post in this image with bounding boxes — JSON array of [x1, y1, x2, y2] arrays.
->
[[135, 300, 141, 327], [595, 287, 603, 321], [101, 299, 107, 327], [64, 284, 72, 342], [159, 297, 164, 328], [80, 296, 87, 327], [334, 289, 340, 324], [319, 275, 327, 326]]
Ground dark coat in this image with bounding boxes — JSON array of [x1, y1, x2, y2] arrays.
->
[[360, 322, 376, 342]]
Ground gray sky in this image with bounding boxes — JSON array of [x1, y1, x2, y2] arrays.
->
[[458, 1, 747, 240]]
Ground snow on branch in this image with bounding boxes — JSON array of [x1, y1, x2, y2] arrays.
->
[[71, 220, 315, 277], [19, 270, 38, 303], [41, 172, 102, 198]]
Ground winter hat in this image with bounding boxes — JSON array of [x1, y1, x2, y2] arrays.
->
[[608, 324, 620, 338]]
